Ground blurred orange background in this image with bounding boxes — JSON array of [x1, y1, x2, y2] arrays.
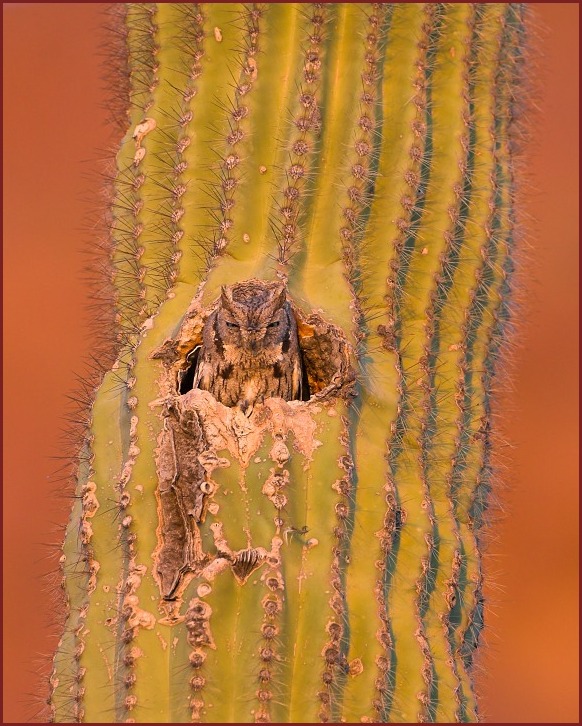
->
[[3, 4, 578, 723]]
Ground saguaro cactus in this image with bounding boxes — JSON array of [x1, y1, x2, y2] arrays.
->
[[49, 3, 528, 723]]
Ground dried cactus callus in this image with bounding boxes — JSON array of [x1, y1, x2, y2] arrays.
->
[[50, 3, 528, 723]]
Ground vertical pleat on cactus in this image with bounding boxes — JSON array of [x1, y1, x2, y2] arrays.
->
[[50, 3, 528, 723]]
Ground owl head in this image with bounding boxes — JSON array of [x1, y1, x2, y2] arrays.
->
[[216, 279, 291, 352]]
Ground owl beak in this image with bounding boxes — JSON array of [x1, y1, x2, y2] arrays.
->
[[246, 326, 262, 351]]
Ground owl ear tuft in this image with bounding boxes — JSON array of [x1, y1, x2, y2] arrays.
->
[[220, 285, 235, 310], [272, 283, 287, 310]]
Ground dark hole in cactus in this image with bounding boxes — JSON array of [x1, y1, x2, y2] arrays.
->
[[178, 340, 311, 400], [293, 309, 355, 400], [178, 348, 199, 395], [298, 347, 311, 400], [176, 306, 354, 404]]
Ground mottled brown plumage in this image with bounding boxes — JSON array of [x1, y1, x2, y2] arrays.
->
[[193, 279, 303, 414]]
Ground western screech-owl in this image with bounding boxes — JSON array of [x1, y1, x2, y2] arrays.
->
[[193, 279, 303, 414]]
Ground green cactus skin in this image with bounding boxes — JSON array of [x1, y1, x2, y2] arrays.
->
[[49, 3, 527, 723]]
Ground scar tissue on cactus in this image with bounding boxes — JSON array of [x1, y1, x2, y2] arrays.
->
[[49, 3, 529, 723]]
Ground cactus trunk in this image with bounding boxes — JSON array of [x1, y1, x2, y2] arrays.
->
[[50, 3, 527, 723]]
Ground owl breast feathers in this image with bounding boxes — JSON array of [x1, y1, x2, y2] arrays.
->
[[193, 279, 304, 414]]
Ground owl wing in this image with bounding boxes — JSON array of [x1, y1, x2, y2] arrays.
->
[[191, 352, 214, 393], [291, 354, 303, 401]]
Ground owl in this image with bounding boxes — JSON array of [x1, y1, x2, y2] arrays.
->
[[192, 279, 304, 414]]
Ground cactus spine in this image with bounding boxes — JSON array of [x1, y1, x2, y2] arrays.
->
[[50, 4, 527, 723]]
